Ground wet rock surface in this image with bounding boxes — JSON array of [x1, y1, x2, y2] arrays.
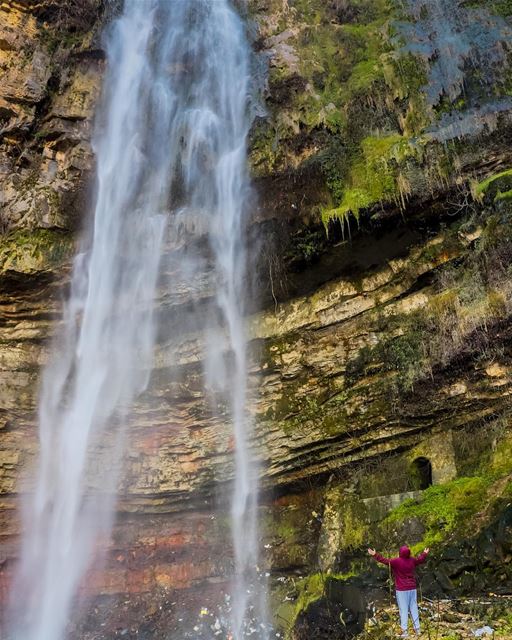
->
[[364, 595, 512, 639], [293, 580, 366, 640], [1, 0, 512, 635], [0, 0, 104, 257]]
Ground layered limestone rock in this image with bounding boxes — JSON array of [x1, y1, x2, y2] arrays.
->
[[2, 193, 512, 606], [0, 0, 103, 258], [1, 0, 512, 635]]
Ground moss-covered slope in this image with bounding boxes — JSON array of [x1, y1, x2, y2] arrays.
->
[[248, 0, 512, 233]]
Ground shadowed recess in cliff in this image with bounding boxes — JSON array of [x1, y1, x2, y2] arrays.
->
[[7, 2, 266, 640]]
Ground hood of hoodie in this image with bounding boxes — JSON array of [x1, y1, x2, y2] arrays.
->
[[399, 545, 411, 558]]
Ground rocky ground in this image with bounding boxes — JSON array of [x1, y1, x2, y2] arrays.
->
[[2, 0, 512, 636], [364, 596, 512, 639], [70, 584, 512, 640]]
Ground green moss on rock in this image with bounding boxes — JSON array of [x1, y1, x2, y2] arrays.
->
[[251, 0, 512, 242], [479, 0, 512, 18], [473, 168, 512, 202], [345, 201, 512, 395], [383, 477, 490, 551], [384, 52, 430, 135], [382, 433, 512, 552], [290, 0, 393, 116], [293, 573, 326, 620], [339, 495, 368, 550], [321, 134, 415, 229], [286, 573, 357, 636], [0, 229, 74, 274]]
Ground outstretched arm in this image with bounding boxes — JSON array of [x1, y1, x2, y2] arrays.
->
[[414, 547, 430, 565], [368, 548, 392, 565]]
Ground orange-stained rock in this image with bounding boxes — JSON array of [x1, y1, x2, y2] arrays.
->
[[1, 1, 512, 631]]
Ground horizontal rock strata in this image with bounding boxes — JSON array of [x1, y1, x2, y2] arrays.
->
[[1, 0, 512, 628]]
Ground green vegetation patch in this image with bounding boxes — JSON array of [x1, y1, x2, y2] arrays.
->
[[290, 0, 394, 119], [496, 613, 512, 636], [475, 0, 512, 18], [287, 572, 357, 635], [473, 168, 512, 201], [339, 495, 369, 550], [383, 433, 512, 551], [321, 134, 418, 230], [495, 0, 512, 17], [0, 228, 74, 274], [293, 573, 326, 619], [385, 52, 431, 135], [252, 0, 398, 175], [383, 477, 490, 551], [347, 200, 512, 395], [251, 0, 448, 221], [489, 433, 512, 477]]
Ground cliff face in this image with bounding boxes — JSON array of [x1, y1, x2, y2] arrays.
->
[[0, 0, 103, 271], [1, 0, 512, 636]]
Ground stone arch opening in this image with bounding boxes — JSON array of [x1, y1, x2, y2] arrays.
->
[[410, 457, 433, 490]]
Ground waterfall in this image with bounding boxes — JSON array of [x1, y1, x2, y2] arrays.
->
[[9, 1, 265, 640]]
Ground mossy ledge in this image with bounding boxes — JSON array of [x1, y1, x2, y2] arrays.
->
[[284, 573, 357, 638], [381, 433, 512, 553], [0, 228, 74, 275], [473, 167, 512, 203], [249, 0, 512, 240]]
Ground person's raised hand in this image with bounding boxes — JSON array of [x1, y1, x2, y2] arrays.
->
[[424, 547, 430, 554], [368, 548, 376, 556]]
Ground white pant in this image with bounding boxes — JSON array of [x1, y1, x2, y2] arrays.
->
[[396, 589, 420, 633]]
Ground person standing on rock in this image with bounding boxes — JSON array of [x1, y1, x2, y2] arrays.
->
[[368, 545, 429, 638]]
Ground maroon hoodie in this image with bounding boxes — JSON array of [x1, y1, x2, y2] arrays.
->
[[373, 546, 428, 591]]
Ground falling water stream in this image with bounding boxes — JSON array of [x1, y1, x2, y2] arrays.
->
[[9, 2, 263, 640]]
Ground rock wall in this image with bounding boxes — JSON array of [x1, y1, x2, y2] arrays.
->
[[1, 0, 512, 636], [0, 0, 103, 270]]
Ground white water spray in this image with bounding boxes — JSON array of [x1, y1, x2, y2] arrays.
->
[[153, 1, 266, 636], [9, 1, 265, 639]]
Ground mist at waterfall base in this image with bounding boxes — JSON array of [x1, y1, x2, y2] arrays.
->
[[8, 2, 267, 640]]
